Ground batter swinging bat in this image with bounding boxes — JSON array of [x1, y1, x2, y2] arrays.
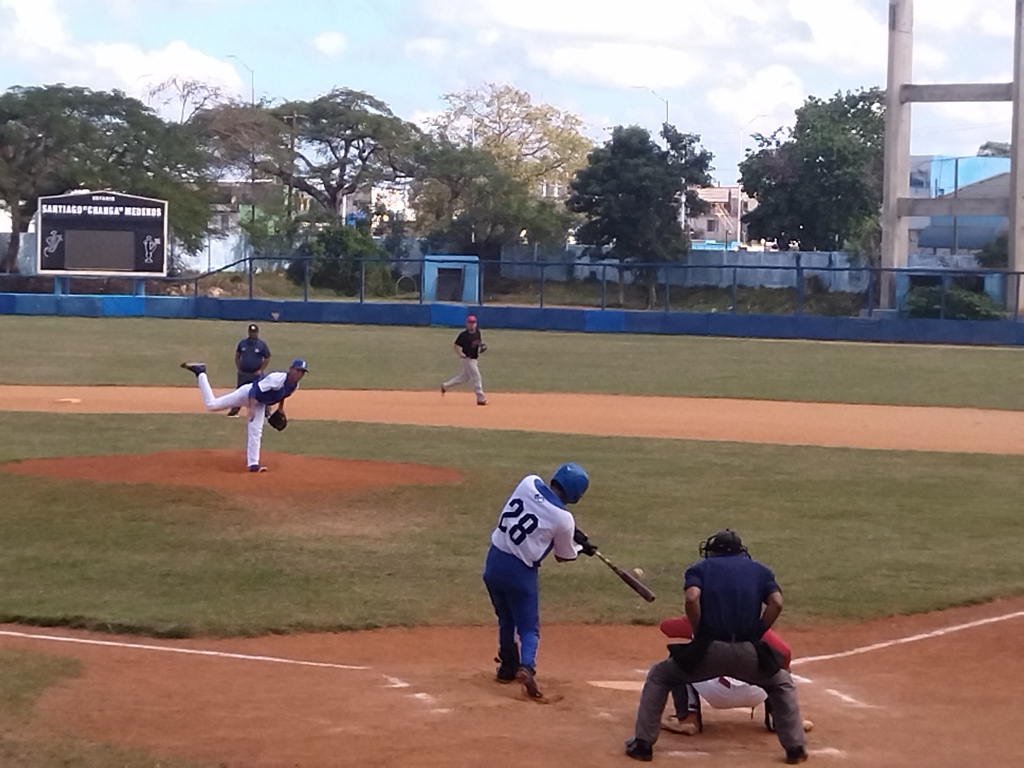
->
[[593, 550, 656, 602]]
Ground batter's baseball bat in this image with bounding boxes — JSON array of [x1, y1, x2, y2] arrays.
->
[[593, 550, 656, 602]]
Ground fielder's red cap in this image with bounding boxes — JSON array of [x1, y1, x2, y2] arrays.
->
[[466, 315, 477, 323]]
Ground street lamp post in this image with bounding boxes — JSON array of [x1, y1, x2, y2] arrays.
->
[[735, 114, 770, 246], [227, 54, 257, 228], [634, 86, 670, 126]]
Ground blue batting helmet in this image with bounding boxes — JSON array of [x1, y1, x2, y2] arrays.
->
[[551, 463, 589, 504]]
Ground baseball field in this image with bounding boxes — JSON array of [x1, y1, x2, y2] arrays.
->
[[1, 316, 1023, 767]]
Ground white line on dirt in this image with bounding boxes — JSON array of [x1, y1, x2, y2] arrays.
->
[[792, 610, 1024, 666], [0, 629, 369, 671], [825, 688, 871, 707]]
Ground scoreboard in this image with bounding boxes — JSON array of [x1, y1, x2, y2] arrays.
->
[[36, 191, 169, 276]]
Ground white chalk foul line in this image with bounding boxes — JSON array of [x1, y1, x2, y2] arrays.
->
[[0, 629, 368, 671], [792, 610, 1024, 666]]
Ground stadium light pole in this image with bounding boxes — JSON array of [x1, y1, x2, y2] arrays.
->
[[227, 54, 257, 227], [633, 86, 670, 126]]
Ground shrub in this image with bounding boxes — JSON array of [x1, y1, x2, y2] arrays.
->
[[903, 284, 1004, 320], [286, 225, 393, 297]]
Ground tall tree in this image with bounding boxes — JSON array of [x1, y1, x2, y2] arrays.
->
[[411, 140, 571, 263], [740, 88, 885, 254], [978, 141, 1011, 158], [430, 83, 592, 192], [147, 77, 229, 125], [197, 88, 422, 219], [0, 84, 213, 272], [567, 124, 713, 308]]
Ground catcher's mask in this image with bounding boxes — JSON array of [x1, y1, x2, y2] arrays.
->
[[699, 529, 749, 558]]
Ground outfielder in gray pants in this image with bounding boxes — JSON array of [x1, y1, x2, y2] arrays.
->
[[442, 314, 487, 405], [632, 642, 805, 750], [443, 357, 486, 403]]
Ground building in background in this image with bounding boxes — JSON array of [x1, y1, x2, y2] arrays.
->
[[909, 155, 1011, 255], [684, 185, 757, 249]]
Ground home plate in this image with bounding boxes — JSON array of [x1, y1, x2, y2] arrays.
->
[[56, 398, 82, 404], [588, 680, 643, 691]]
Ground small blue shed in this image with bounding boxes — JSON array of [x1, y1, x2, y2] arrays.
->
[[422, 255, 480, 303]]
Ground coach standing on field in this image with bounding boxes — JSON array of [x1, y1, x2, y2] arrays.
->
[[227, 323, 270, 417]]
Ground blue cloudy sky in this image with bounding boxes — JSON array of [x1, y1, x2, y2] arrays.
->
[[0, 0, 1018, 184]]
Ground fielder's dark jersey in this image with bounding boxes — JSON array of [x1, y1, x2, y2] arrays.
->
[[455, 329, 483, 359], [236, 338, 270, 373]]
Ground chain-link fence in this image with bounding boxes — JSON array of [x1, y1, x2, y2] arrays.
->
[[0, 252, 1019, 320]]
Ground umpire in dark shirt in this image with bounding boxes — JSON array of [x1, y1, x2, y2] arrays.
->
[[625, 529, 808, 764], [226, 323, 271, 417]]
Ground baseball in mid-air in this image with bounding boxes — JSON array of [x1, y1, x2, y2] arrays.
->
[[632, 567, 645, 580]]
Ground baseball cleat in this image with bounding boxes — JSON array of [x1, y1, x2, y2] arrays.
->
[[477, 399, 488, 406], [227, 408, 241, 418], [440, 384, 446, 396], [248, 465, 268, 473], [180, 362, 206, 376], [515, 666, 544, 700]]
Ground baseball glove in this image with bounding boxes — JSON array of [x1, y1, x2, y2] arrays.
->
[[267, 409, 288, 431], [478, 343, 488, 354]]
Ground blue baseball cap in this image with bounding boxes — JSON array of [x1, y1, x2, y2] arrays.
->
[[290, 358, 309, 371]]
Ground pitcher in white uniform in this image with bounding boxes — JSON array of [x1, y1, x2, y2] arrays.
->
[[180, 358, 308, 472]]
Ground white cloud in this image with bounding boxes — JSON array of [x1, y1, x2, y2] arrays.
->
[[526, 43, 701, 90], [409, 108, 443, 129], [0, 0, 242, 107], [774, 0, 887, 72], [915, 0, 1010, 35], [312, 31, 347, 58], [707, 65, 806, 126], [1, 0, 70, 55], [405, 37, 450, 61]]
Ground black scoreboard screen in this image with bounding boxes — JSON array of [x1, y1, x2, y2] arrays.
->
[[36, 191, 169, 276]]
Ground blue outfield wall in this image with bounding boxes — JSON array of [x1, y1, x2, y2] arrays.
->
[[4, 293, 1024, 346]]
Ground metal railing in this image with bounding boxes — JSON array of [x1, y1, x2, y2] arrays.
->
[[1, 256, 1021, 320]]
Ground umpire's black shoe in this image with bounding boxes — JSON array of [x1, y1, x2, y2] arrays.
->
[[785, 746, 809, 764], [624, 738, 653, 762]]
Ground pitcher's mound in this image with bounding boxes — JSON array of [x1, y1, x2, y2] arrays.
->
[[1, 449, 461, 498]]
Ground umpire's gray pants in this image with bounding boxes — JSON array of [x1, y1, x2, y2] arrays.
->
[[633, 641, 805, 752]]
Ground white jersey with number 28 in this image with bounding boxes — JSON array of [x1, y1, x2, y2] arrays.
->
[[490, 474, 580, 567]]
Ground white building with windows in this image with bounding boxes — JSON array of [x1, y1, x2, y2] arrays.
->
[[684, 186, 757, 247]]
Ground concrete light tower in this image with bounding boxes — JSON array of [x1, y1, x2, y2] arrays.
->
[[881, 0, 1024, 311]]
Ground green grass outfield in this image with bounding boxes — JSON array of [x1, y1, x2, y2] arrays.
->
[[2, 315, 1024, 408], [1, 411, 1023, 636], [0, 316, 1022, 637]]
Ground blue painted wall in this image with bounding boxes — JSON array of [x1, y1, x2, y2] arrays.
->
[[3, 293, 1024, 346]]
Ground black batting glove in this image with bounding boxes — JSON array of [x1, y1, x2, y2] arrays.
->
[[574, 528, 598, 556]]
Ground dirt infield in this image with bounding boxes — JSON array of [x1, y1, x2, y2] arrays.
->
[[1, 449, 461, 498], [1, 387, 1023, 766], [7, 384, 1024, 453]]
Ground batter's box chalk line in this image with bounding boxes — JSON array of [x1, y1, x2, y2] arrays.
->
[[663, 748, 846, 761], [0, 630, 368, 670]]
